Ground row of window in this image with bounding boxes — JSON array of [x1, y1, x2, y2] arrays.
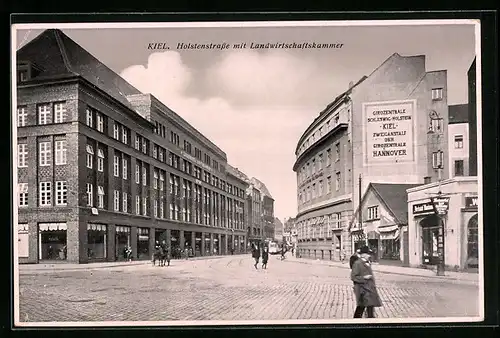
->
[[17, 102, 67, 127], [83, 104, 222, 174], [18, 181, 68, 207], [298, 143, 341, 185], [297, 110, 344, 157], [17, 139, 67, 168], [296, 213, 343, 240], [298, 172, 342, 206]]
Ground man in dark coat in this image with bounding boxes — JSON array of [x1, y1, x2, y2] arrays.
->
[[350, 246, 382, 318], [251, 244, 260, 269]]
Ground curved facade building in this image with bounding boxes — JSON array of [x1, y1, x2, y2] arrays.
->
[[294, 53, 450, 261]]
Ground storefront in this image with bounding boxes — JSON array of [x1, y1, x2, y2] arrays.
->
[[137, 227, 150, 260], [87, 223, 107, 260], [39, 223, 67, 261], [348, 183, 417, 265], [407, 176, 480, 271], [194, 232, 202, 256], [115, 226, 131, 260]]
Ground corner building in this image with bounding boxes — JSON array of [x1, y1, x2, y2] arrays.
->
[[293, 53, 449, 260], [16, 29, 249, 263]]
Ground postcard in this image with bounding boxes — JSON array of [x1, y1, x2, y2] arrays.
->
[[11, 19, 482, 327]]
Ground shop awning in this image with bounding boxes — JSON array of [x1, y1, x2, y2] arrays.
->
[[39, 223, 67, 231], [137, 228, 149, 235], [379, 224, 399, 233], [18, 223, 28, 232], [87, 223, 107, 231], [116, 226, 130, 233]]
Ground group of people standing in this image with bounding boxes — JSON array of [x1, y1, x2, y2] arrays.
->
[[349, 246, 382, 318], [251, 244, 269, 269]]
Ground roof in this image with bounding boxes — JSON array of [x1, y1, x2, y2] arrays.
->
[[448, 104, 469, 124], [16, 29, 143, 114], [250, 177, 273, 200], [295, 75, 367, 153], [225, 164, 250, 184], [370, 183, 421, 224]]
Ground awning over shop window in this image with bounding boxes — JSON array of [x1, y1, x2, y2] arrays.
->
[[116, 226, 130, 233], [18, 223, 28, 232], [87, 223, 107, 231], [379, 224, 399, 233], [137, 228, 149, 235], [39, 223, 67, 231], [380, 227, 401, 240]]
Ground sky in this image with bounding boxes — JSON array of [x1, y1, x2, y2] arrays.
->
[[15, 22, 477, 221]]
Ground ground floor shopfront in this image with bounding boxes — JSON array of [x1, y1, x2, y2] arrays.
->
[[407, 177, 479, 271], [17, 209, 247, 264], [295, 198, 353, 261]]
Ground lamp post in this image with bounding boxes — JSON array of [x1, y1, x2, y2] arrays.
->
[[430, 165, 449, 276]]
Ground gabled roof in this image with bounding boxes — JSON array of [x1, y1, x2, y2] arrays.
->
[[351, 182, 421, 228], [16, 29, 142, 113], [370, 183, 421, 224], [448, 104, 469, 124]]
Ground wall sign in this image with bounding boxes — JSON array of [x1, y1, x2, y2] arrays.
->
[[412, 201, 435, 215], [432, 197, 450, 215], [364, 100, 415, 164], [465, 196, 478, 208]]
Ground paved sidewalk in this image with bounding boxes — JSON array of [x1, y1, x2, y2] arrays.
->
[[18, 254, 246, 272], [284, 255, 480, 282]]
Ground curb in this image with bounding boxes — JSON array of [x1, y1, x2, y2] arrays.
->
[[19, 254, 243, 272], [285, 258, 479, 283]]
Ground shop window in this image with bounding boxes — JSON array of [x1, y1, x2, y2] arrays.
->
[[420, 215, 443, 265], [87, 223, 107, 259], [18, 223, 29, 258], [115, 226, 131, 260], [39, 223, 67, 260], [137, 228, 150, 260], [466, 214, 478, 268]]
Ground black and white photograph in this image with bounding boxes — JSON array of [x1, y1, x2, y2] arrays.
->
[[11, 19, 483, 326]]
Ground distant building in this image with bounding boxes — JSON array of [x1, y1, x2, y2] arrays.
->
[[467, 58, 477, 176], [294, 53, 450, 260], [283, 217, 296, 245], [448, 104, 469, 178], [274, 218, 284, 242]]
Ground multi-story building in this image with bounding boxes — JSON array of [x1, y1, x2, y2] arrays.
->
[[293, 53, 449, 260], [283, 217, 296, 245], [250, 178, 275, 241], [448, 104, 469, 178], [467, 58, 477, 176], [246, 184, 262, 247], [15, 29, 250, 264], [225, 165, 251, 252]]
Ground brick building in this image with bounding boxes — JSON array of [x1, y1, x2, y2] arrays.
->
[[15, 29, 251, 264], [294, 53, 449, 261]]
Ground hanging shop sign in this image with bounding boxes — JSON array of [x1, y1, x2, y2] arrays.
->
[[431, 197, 450, 215]]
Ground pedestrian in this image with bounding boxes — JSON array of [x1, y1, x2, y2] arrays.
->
[[252, 244, 260, 269], [351, 246, 382, 318], [262, 246, 269, 269], [349, 249, 361, 269]]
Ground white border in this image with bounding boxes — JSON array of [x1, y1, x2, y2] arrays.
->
[[12, 19, 483, 327]]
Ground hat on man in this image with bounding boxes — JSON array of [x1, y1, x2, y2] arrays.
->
[[359, 246, 373, 254]]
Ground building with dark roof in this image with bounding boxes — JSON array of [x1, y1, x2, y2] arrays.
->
[[294, 53, 449, 261], [15, 29, 252, 263], [448, 104, 470, 178], [349, 183, 420, 265]]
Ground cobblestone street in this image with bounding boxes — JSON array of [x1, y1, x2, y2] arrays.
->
[[17, 255, 480, 323]]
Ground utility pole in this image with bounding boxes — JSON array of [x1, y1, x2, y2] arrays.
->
[[433, 165, 446, 276], [358, 174, 367, 247]]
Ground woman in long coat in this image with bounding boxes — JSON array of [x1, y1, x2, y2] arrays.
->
[[251, 244, 260, 269], [350, 246, 382, 318], [261, 246, 269, 269]]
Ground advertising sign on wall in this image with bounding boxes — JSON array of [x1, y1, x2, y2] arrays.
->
[[363, 100, 416, 164]]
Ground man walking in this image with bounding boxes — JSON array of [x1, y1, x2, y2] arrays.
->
[[251, 244, 260, 269], [350, 246, 382, 318]]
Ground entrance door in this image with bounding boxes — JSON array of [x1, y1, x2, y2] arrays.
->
[[466, 214, 478, 268], [422, 227, 440, 265], [336, 235, 342, 260]]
